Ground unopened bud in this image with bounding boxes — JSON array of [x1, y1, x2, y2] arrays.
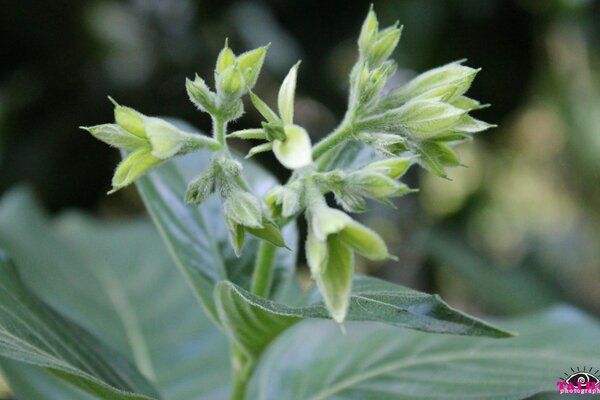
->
[[364, 157, 412, 179], [237, 45, 268, 89], [114, 105, 146, 138], [186, 75, 216, 114], [223, 190, 263, 229], [358, 7, 379, 55], [217, 65, 245, 98], [215, 43, 236, 75]]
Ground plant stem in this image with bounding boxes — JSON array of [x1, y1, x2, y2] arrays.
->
[[230, 347, 251, 400], [311, 113, 354, 160], [213, 115, 228, 146], [250, 241, 277, 297]]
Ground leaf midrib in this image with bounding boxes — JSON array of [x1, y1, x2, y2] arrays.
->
[[309, 350, 583, 400]]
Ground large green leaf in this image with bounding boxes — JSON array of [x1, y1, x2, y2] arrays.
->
[[0, 254, 159, 399], [0, 361, 96, 400], [0, 189, 230, 399], [248, 306, 600, 400], [213, 275, 511, 362], [135, 148, 298, 321]]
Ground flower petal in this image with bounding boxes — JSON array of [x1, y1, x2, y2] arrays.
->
[[272, 124, 313, 169]]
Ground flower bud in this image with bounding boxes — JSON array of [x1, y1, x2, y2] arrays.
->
[[145, 117, 188, 159], [415, 141, 461, 177], [350, 171, 411, 199], [364, 157, 412, 179], [217, 65, 245, 98], [361, 100, 467, 139], [185, 169, 216, 205], [80, 124, 145, 151], [272, 124, 313, 169], [186, 75, 216, 114], [114, 105, 146, 138], [386, 62, 479, 106], [110, 147, 161, 194], [237, 45, 268, 89], [367, 26, 402, 67], [223, 190, 263, 229], [266, 183, 303, 219], [358, 7, 378, 54], [215, 43, 236, 75]]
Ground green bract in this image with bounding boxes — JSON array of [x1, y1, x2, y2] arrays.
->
[[76, 6, 501, 400]]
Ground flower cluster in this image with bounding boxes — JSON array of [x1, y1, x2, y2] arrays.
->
[[82, 6, 493, 323]]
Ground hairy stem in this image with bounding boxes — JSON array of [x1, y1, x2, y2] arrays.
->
[[250, 241, 277, 297], [312, 113, 354, 160], [213, 116, 229, 146]]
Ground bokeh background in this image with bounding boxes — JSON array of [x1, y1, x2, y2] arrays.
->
[[1, 0, 599, 380]]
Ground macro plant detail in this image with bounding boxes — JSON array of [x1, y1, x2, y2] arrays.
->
[[83, 6, 492, 325], [78, 7, 499, 398], [2, 4, 599, 400]]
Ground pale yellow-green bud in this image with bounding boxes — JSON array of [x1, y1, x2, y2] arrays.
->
[[218, 65, 245, 98], [364, 157, 412, 179], [358, 7, 378, 54], [237, 46, 268, 89], [114, 105, 146, 138], [215, 44, 236, 75]]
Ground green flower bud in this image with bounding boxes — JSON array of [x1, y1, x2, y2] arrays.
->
[[364, 157, 412, 179], [110, 147, 161, 194], [367, 26, 402, 67], [265, 183, 303, 219], [350, 171, 411, 200], [278, 62, 300, 125], [414, 141, 461, 178], [223, 190, 263, 229], [305, 204, 391, 322], [385, 62, 479, 106], [114, 105, 146, 138], [361, 100, 467, 139], [237, 45, 268, 89], [186, 75, 217, 114], [272, 124, 313, 170], [217, 65, 245, 98], [358, 6, 378, 54], [215, 42, 236, 75], [451, 96, 487, 111], [145, 117, 188, 159], [185, 168, 216, 205], [80, 124, 145, 151]]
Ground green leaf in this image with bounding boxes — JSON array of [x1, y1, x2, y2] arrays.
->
[[134, 122, 298, 317], [248, 306, 600, 400], [214, 282, 300, 361], [0, 189, 231, 399], [211, 276, 512, 342], [0, 254, 159, 400], [1, 361, 96, 400]]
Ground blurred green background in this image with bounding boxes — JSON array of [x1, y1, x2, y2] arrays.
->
[[0, 0, 599, 370]]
